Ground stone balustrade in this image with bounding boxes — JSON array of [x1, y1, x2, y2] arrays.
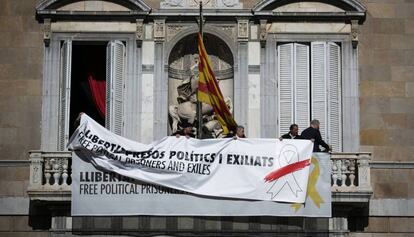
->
[[27, 151, 372, 201], [27, 151, 72, 200], [330, 152, 372, 193]]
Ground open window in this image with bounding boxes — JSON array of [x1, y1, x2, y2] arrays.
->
[[58, 40, 125, 150], [277, 42, 342, 151]]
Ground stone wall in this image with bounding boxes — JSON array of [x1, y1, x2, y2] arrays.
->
[[359, 0, 414, 161], [359, 0, 414, 195], [0, 0, 42, 162], [0, 0, 43, 236], [358, 0, 414, 235]]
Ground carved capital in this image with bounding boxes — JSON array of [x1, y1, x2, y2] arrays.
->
[[43, 18, 51, 47], [237, 19, 249, 41], [154, 19, 166, 42], [136, 19, 144, 47], [259, 20, 267, 48], [351, 20, 359, 49]]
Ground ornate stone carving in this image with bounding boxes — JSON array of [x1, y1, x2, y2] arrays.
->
[[209, 24, 236, 42], [160, 0, 242, 9], [161, 0, 185, 8], [259, 20, 267, 48], [154, 19, 166, 41], [167, 24, 189, 41], [220, 0, 240, 7], [351, 20, 359, 49], [43, 18, 51, 47], [237, 19, 248, 41], [136, 19, 144, 47]]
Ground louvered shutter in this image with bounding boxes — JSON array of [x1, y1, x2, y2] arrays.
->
[[58, 40, 72, 150], [294, 43, 310, 132], [106, 41, 125, 135], [277, 43, 294, 136], [327, 42, 342, 151], [311, 42, 327, 140]]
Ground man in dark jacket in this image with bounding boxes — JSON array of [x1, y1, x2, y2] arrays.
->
[[301, 120, 331, 152], [280, 124, 303, 139]]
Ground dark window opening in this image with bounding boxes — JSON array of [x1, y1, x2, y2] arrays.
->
[[69, 43, 107, 135]]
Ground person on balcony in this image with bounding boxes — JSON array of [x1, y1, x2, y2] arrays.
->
[[301, 119, 331, 152], [226, 125, 246, 139], [280, 124, 303, 140]]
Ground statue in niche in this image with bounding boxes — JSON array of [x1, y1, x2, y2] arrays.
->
[[168, 55, 233, 138]]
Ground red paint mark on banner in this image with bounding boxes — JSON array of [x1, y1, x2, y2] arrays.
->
[[264, 159, 311, 183]]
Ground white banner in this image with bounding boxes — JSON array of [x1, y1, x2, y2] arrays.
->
[[72, 151, 331, 216], [69, 114, 313, 203]]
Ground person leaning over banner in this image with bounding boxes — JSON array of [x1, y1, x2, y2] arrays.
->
[[226, 125, 246, 139], [301, 119, 331, 152], [280, 124, 303, 140], [173, 121, 195, 138]]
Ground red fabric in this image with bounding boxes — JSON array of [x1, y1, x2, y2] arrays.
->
[[87, 74, 106, 118], [264, 159, 311, 183]]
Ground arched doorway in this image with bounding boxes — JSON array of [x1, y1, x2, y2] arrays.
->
[[167, 33, 234, 138]]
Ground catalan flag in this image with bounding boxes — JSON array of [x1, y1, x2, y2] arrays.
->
[[197, 33, 238, 135]]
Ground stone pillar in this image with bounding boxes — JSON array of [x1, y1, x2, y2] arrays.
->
[[123, 36, 142, 141], [329, 217, 349, 237], [41, 39, 61, 151], [260, 26, 277, 138], [342, 40, 360, 152], [235, 19, 249, 127], [153, 19, 167, 140]]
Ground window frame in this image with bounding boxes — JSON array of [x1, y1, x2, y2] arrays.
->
[[261, 33, 359, 152], [41, 33, 139, 151]]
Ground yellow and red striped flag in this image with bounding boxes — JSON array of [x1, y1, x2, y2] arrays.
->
[[197, 33, 238, 135]]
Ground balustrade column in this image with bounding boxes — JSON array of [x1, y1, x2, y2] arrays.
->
[[29, 151, 43, 189], [358, 154, 372, 191]]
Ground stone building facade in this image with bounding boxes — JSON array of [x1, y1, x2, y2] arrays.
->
[[0, 0, 413, 236]]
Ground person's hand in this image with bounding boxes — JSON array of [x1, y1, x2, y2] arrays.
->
[[311, 138, 315, 142]]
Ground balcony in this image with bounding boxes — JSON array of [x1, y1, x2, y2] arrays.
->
[[27, 151, 373, 203]]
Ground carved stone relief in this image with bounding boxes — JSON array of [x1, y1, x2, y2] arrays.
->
[[161, 0, 242, 9], [167, 24, 190, 42], [43, 18, 51, 47], [136, 19, 144, 47], [237, 19, 248, 40], [154, 20, 166, 41]]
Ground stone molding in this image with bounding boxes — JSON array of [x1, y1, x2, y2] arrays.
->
[[370, 161, 414, 169]]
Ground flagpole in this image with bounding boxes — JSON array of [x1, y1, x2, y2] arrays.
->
[[197, 1, 203, 139]]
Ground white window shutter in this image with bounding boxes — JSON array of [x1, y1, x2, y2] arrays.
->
[[277, 43, 294, 136], [58, 40, 72, 151], [294, 43, 310, 133], [106, 40, 125, 135], [327, 42, 342, 151], [311, 42, 327, 140]]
